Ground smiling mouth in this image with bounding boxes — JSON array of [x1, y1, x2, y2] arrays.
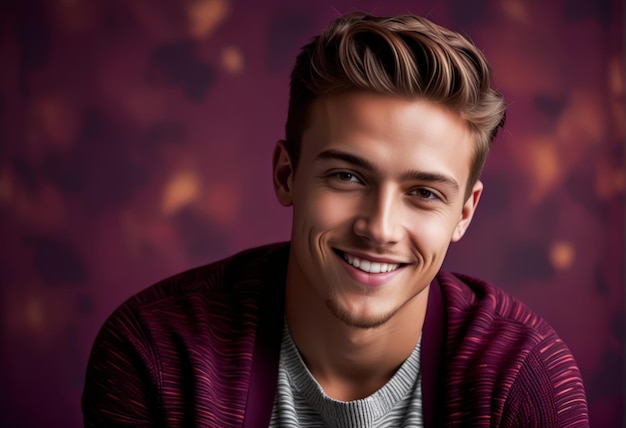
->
[[335, 250, 405, 274]]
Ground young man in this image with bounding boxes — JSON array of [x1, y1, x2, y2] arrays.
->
[[83, 12, 589, 427]]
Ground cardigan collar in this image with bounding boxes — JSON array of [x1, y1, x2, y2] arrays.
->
[[244, 244, 445, 428]]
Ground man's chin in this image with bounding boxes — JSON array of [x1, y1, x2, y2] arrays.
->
[[325, 298, 397, 330]]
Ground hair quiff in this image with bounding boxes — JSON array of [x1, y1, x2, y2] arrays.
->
[[285, 12, 506, 195]]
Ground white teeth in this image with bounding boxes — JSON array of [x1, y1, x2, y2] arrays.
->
[[343, 253, 400, 274], [370, 262, 381, 273]]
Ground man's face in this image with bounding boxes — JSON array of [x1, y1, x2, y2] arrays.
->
[[274, 92, 482, 329]]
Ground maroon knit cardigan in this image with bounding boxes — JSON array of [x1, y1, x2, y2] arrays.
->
[[82, 243, 589, 427]]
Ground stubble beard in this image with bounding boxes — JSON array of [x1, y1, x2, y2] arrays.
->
[[324, 293, 400, 329]]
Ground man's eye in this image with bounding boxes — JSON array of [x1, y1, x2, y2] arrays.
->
[[410, 188, 438, 200], [335, 172, 360, 182]]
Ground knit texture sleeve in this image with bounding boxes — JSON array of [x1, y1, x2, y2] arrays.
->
[[437, 271, 590, 427], [501, 335, 589, 427], [82, 304, 162, 427], [81, 243, 289, 427]]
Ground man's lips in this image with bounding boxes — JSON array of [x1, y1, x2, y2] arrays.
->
[[334, 249, 409, 274]]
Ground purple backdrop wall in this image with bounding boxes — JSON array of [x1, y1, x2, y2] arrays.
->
[[0, 0, 623, 426]]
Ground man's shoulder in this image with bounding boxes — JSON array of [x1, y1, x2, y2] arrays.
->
[[106, 242, 290, 329], [84, 243, 291, 425], [436, 271, 588, 426], [436, 270, 554, 338], [140, 242, 287, 297]]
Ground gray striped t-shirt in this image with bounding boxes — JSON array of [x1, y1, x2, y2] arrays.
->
[[269, 324, 423, 427]]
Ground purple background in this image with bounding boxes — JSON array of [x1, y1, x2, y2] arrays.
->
[[0, 0, 623, 426]]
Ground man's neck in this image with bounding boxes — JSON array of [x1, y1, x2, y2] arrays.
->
[[285, 280, 429, 402]]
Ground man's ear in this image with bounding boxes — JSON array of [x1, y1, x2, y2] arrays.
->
[[451, 180, 483, 242], [272, 140, 294, 206]]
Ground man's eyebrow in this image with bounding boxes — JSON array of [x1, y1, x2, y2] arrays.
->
[[314, 149, 375, 171], [315, 149, 460, 192], [400, 170, 460, 192]]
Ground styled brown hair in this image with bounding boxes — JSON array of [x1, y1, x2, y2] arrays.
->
[[285, 12, 506, 196]]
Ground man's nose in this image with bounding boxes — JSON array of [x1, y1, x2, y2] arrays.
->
[[353, 188, 403, 245]]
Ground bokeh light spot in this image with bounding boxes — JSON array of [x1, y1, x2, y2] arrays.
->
[[221, 46, 245, 74], [162, 170, 201, 215], [550, 240, 575, 270]]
